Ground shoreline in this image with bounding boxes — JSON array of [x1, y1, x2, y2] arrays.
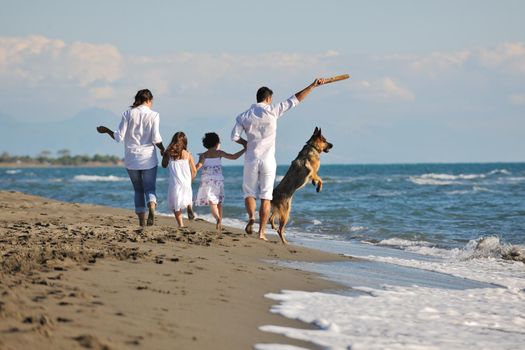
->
[[0, 162, 123, 168], [0, 191, 350, 350]]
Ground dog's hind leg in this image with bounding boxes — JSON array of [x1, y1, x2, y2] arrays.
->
[[269, 209, 277, 231], [277, 200, 292, 244], [277, 222, 288, 245]]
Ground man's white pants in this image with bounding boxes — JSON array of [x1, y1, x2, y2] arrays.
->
[[242, 159, 276, 200]]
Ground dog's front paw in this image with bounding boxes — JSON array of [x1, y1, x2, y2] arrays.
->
[[316, 182, 323, 192]]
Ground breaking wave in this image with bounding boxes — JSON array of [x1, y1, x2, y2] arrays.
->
[[409, 168, 512, 186], [73, 175, 128, 182], [459, 236, 525, 263]]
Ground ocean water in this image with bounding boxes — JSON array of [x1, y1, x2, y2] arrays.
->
[[2, 163, 525, 349]]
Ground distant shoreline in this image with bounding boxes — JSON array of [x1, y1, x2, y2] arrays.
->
[[0, 161, 123, 168], [2, 161, 524, 169]]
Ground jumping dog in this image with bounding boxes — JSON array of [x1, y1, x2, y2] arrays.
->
[[269, 127, 333, 244]]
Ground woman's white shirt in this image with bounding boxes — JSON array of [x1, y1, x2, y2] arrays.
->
[[113, 105, 162, 170]]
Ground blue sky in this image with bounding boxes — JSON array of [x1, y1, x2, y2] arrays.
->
[[0, 0, 524, 164]]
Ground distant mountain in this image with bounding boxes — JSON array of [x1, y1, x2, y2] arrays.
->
[[0, 108, 123, 157]]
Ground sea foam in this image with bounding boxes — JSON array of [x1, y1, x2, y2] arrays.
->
[[260, 285, 525, 350], [73, 175, 128, 182], [409, 168, 512, 186]]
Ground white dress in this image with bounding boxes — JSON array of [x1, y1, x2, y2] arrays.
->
[[167, 158, 193, 211], [195, 157, 224, 206]]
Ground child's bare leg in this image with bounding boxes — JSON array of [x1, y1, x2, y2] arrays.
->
[[210, 204, 221, 230], [147, 201, 156, 226], [174, 210, 184, 227], [187, 205, 195, 220], [218, 203, 223, 231]]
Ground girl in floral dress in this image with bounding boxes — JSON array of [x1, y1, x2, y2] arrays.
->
[[195, 132, 245, 230]]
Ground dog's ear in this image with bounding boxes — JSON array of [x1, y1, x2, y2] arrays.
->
[[313, 127, 319, 135], [318, 128, 322, 136]]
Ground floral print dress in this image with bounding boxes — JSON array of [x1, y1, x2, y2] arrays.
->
[[195, 157, 224, 205]]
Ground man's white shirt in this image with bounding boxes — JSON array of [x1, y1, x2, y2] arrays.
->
[[231, 95, 300, 163]]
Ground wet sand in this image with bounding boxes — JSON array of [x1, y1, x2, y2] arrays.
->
[[0, 191, 349, 350]]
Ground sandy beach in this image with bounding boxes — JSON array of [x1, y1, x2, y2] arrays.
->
[[0, 191, 349, 350]]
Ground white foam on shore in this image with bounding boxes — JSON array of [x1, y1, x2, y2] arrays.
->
[[254, 344, 309, 350], [5, 169, 21, 174], [260, 285, 525, 350], [378, 238, 432, 248], [354, 250, 525, 291], [73, 175, 127, 182], [257, 235, 525, 350]]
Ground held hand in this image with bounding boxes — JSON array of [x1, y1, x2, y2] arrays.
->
[[312, 78, 325, 87], [198, 153, 205, 164]]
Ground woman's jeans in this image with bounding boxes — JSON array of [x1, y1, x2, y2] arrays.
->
[[126, 166, 157, 213]]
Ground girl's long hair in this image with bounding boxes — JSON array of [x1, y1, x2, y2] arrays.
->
[[167, 132, 188, 160], [131, 89, 153, 108]]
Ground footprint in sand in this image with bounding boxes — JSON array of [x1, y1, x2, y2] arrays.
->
[[73, 335, 110, 349]]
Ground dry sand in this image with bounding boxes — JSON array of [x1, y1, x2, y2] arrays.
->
[[0, 191, 350, 350]]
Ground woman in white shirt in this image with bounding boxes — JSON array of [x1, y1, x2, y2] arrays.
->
[[97, 89, 165, 228]]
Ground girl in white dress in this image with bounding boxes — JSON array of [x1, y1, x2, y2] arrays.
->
[[195, 132, 245, 230], [162, 132, 196, 227]]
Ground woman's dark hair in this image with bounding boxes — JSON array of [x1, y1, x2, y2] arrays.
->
[[167, 131, 188, 160], [256, 86, 273, 103], [202, 132, 220, 149], [131, 89, 153, 108]]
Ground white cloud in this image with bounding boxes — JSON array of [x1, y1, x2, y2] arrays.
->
[[0, 35, 122, 87], [123, 51, 339, 99], [376, 42, 525, 77], [382, 78, 415, 100], [509, 93, 525, 105], [479, 42, 525, 74], [411, 51, 471, 77], [350, 77, 415, 102], [65, 42, 122, 86]]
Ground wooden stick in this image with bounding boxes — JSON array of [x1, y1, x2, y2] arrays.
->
[[322, 74, 350, 84]]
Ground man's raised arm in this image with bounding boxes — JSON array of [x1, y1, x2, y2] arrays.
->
[[295, 78, 325, 102]]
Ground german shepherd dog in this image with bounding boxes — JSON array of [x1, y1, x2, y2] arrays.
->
[[269, 127, 333, 244]]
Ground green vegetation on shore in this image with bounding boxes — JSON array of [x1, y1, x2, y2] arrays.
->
[[0, 150, 122, 166]]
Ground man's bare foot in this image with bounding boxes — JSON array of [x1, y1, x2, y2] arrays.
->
[[245, 219, 255, 235], [147, 203, 156, 226], [258, 235, 268, 241], [187, 205, 195, 220]]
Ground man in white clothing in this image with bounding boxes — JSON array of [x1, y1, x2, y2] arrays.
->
[[231, 78, 325, 241]]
